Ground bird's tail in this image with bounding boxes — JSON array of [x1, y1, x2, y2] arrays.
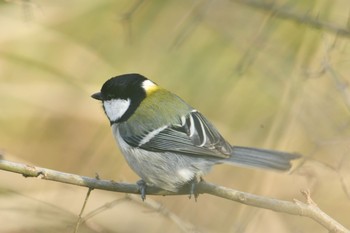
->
[[224, 146, 300, 171]]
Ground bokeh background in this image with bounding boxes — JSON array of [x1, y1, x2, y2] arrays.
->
[[1, 0, 350, 232]]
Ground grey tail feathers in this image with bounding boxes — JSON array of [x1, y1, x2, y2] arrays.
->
[[225, 146, 301, 171]]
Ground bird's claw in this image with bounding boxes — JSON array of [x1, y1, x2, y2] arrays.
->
[[188, 177, 200, 201], [137, 180, 147, 201]]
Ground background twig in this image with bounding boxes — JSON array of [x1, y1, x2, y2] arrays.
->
[[74, 188, 93, 233], [233, 0, 350, 37]]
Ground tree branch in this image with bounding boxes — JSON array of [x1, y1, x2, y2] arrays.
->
[[0, 159, 348, 232]]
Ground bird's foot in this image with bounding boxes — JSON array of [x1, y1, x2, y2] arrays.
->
[[188, 177, 202, 201], [136, 179, 147, 201]]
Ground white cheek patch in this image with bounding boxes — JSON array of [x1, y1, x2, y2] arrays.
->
[[103, 98, 131, 122]]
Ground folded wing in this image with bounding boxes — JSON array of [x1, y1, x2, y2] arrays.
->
[[123, 110, 232, 158]]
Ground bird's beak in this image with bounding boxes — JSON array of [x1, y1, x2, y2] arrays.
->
[[91, 92, 103, 101]]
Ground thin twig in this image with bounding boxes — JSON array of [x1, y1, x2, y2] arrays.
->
[[82, 197, 128, 223], [125, 194, 201, 233], [170, 0, 209, 49], [81, 195, 201, 233], [0, 159, 348, 232], [119, 0, 145, 44], [232, 0, 350, 37], [74, 188, 93, 233], [322, 50, 350, 113]]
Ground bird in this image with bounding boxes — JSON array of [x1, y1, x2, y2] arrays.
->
[[91, 73, 300, 200]]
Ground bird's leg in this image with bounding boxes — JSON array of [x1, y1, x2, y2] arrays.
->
[[136, 179, 147, 201], [188, 176, 200, 201]]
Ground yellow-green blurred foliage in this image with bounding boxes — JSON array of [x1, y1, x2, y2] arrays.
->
[[1, 0, 350, 232]]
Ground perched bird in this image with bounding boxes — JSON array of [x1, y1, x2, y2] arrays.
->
[[92, 73, 299, 199]]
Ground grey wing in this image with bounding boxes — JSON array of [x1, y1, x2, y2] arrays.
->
[[123, 110, 232, 158]]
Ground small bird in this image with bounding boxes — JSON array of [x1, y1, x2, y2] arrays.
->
[[92, 73, 300, 199]]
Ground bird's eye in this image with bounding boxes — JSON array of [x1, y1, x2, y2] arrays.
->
[[105, 94, 114, 100]]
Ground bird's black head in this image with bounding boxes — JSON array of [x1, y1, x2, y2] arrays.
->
[[92, 73, 154, 124], [92, 73, 148, 101]]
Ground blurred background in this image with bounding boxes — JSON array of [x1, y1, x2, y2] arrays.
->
[[1, 0, 350, 232]]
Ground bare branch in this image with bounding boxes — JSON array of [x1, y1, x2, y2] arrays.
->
[[0, 159, 348, 232]]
